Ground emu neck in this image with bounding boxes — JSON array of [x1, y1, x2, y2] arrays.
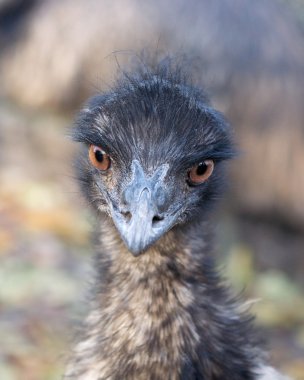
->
[[65, 218, 258, 380], [97, 219, 210, 308], [94, 221, 205, 378], [97, 219, 205, 328]]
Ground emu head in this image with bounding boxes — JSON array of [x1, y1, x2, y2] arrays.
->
[[74, 66, 234, 256]]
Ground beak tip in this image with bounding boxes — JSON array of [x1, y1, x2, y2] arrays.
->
[[124, 239, 149, 257], [129, 249, 144, 257]]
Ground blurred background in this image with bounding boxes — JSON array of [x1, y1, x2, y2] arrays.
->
[[0, 0, 303, 379]]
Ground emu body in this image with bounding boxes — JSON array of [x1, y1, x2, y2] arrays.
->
[[65, 62, 289, 380]]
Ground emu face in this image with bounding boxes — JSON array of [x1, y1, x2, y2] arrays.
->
[[74, 73, 234, 255]]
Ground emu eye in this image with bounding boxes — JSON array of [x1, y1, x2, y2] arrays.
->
[[89, 145, 111, 171], [188, 160, 214, 185]]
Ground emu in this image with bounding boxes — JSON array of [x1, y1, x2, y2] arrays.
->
[[64, 60, 289, 380]]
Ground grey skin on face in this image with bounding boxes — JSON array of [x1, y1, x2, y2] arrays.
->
[[111, 160, 183, 256]]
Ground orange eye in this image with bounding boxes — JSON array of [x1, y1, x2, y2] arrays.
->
[[188, 160, 214, 184], [89, 145, 111, 171]]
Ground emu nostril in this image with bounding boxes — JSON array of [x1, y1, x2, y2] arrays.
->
[[152, 215, 164, 226], [121, 211, 132, 223]]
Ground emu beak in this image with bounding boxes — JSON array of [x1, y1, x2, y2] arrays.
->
[[110, 160, 179, 256]]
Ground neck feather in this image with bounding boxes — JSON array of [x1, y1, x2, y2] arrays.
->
[[65, 217, 261, 380]]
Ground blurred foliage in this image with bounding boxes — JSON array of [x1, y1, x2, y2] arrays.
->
[[222, 244, 304, 379], [0, 178, 91, 379], [226, 246, 304, 327]]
